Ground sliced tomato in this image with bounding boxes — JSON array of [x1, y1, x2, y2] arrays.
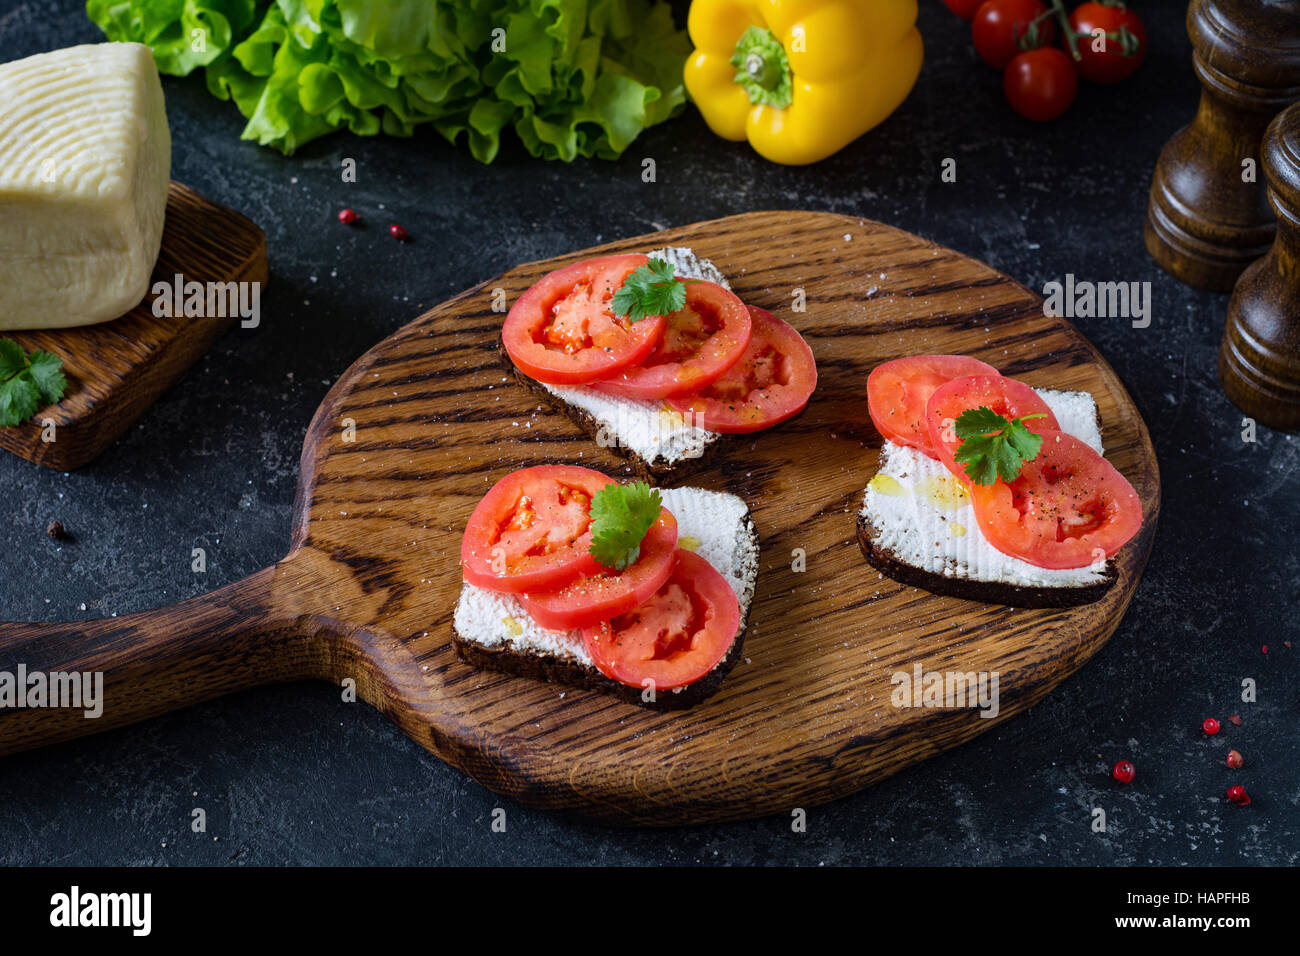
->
[[968, 430, 1142, 570], [581, 549, 740, 691], [666, 306, 817, 433], [925, 374, 1061, 481], [502, 255, 666, 386], [517, 509, 678, 630], [461, 465, 611, 594], [589, 280, 752, 400], [867, 355, 1000, 456]]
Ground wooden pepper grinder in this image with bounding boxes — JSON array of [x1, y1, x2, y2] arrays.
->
[[1219, 102, 1300, 431], [1145, 0, 1300, 292]]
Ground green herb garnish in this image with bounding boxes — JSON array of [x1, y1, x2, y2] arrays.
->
[[588, 481, 663, 570], [0, 338, 66, 427], [610, 258, 689, 322], [952, 407, 1047, 485]]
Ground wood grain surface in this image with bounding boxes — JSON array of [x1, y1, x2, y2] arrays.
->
[[0, 182, 268, 471], [0, 211, 1160, 825]]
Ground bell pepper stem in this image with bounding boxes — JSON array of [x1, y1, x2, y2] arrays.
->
[[729, 26, 794, 110]]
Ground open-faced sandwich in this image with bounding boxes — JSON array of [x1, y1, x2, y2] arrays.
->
[[859, 355, 1143, 607], [452, 465, 759, 708], [499, 248, 817, 481]]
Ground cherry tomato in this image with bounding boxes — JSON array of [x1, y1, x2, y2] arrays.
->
[[972, 0, 1054, 70], [582, 549, 740, 691], [1069, 1, 1147, 85], [1004, 47, 1078, 122], [867, 355, 1000, 456], [590, 281, 751, 400], [968, 430, 1142, 569], [944, 0, 985, 19], [461, 465, 611, 594], [502, 255, 666, 386], [925, 374, 1060, 481], [517, 508, 679, 631], [666, 306, 817, 433]]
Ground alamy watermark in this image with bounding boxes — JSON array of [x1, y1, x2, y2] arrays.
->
[[891, 663, 1000, 719], [1042, 274, 1151, 329], [151, 273, 261, 328], [0, 664, 103, 718], [593, 402, 707, 459]]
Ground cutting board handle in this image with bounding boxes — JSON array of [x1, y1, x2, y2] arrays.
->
[[0, 566, 310, 756]]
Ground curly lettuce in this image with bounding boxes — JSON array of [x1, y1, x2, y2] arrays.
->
[[87, 0, 689, 162]]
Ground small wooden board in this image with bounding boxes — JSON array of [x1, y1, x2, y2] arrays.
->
[[0, 182, 267, 471], [0, 212, 1159, 825]]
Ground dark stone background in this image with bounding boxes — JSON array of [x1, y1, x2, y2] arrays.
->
[[0, 1, 1295, 866]]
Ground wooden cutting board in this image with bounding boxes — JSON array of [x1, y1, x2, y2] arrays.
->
[[0, 211, 1159, 825], [0, 182, 267, 471]]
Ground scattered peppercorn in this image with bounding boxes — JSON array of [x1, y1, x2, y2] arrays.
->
[[1202, 717, 1220, 735], [1225, 784, 1251, 806], [390, 224, 408, 241], [338, 208, 357, 225], [1226, 749, 1243, 769], [1228, 714, 1243, 726], [46, 520, 68, 541], [1112, 760, 1135, 784]]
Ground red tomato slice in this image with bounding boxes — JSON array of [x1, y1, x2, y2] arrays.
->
[[666, 306, 817, 433], [517, 509, 678, 630], [968, 430, 1143, 569], [867, 355, 1000, 456], [581, 549, 740, 691], [502, 255, 667, 386], [925, 374, 1061, 481], [461, 465, 611, 594], [590, 281, 752, 400]]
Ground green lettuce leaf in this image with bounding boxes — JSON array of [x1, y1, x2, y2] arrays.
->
[[86, 0, 688, 162]]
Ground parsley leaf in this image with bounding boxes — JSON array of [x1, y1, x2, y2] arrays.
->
[[27, 351, 67, 404], [610, 258, 688, 322], [952, 406, 1047, 485], [0, 338, 67, 427], [0, 339, 26, 381], [588, 481, 663, 570]]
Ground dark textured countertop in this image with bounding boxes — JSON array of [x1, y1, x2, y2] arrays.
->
[[1, 1, 1296, 866]]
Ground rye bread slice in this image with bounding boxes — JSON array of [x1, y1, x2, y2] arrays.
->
[[498, 343, 722, 484], [856, 509, 1117, 608], [452, 512, 759, 710]]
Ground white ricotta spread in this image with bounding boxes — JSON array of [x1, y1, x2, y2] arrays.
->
[[542, 247, 728, 468], [0, 43, 171, 330], [454, 486, 758, 667], [861, 388, 1110, 588]]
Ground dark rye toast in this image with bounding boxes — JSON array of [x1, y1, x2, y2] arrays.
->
[[451, 580, 752, 710], [453, 491, 761, 709], [858, 387, 1120, 609], [856, 506, 1117, 608], [498, 342, 722, 483]]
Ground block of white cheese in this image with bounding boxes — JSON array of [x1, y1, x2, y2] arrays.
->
[[542, 247, 728, 470], [861, 389, 1110, 588], [453, 486, 759, 668], [0, 43, 170, 330]]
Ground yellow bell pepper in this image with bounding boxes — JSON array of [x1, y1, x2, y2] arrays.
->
[[684, 0, 924, 165]]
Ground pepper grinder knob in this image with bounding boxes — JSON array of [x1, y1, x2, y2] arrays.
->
[[1219, 102, 1300, 431], [1144, 0, 1300, 292]]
